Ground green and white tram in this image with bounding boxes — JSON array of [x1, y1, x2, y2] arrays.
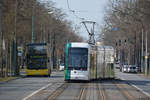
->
[[64, 42, 115, 81], [64, 42, 89, 80]]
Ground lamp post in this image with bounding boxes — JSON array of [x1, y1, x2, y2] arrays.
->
[[32, 3, 35, 43]]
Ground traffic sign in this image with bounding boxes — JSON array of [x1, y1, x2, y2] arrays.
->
[[18, 46, 22, 56]]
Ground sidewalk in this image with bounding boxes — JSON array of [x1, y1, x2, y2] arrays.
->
[[138, 73, 150, 80]]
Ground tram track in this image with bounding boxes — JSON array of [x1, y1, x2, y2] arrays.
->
[[97, 79, 142, 100], [97, 81, 107, 100], [112, 80, 135, 100], [47, 82, 88, 100], [78, 83, 87, 100], [47, 83, 68, 100], [47, 80, 148, 100]]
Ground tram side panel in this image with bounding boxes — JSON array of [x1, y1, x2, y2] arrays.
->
[[96, 46, 115, 79], [109, 49, 115, 78], [90, 49, 97, 80], [105, 48, 115, 78], [97, 47, 105, 78]]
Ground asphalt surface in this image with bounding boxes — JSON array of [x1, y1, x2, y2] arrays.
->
[[47, 80, 148, 100], [115, 68, 150, 98], [0, 71, 64, 100], [53, 83, 83, 100], [0, 68, 150, 100]]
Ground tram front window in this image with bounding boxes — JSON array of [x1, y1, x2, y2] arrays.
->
[[68, 48, 88, 70]]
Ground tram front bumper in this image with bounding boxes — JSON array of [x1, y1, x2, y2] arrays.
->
[[70, 70, 89, 80]]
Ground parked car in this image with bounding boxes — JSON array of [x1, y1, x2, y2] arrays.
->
[[115, 62, 120, 69], [122, 65, 128, 72], [127, 65, 138, 73], [59, 63, 64, 71]]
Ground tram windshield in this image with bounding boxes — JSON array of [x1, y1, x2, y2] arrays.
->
[[68, 48, 88, 70]]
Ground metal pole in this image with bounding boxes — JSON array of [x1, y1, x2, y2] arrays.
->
[[103, 46, 105, 78], [141, 29, 144, 73], [0, 0, 1, 37], [0, 0, 2, 76], [14, 0, 19, 76], [134, 32, 136, 65], [145, 31, 148, 75], [13, 33, 17, 76], [32, 3, 35, 43], [52, 33, 56, 69]]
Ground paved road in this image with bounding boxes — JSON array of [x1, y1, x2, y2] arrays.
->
[[1, 69, 150, 100], [47, 80, 147, 100], [0, 71, 64, 100], [115, 68, 150, 97]]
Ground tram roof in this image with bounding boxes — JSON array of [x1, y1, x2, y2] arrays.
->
[[68, 42, 89, 48]]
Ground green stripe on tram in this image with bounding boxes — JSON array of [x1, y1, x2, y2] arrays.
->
[[65, 43, 71, 80]]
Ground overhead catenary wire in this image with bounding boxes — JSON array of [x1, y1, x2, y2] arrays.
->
[[66, 0, 85, 21], [66, 0, 102, 22], [66, 0, 99, 43]]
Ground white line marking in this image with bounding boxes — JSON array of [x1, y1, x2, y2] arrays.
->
[[131, 84, 150, 98], [22, 83, 52, 100], [120, 78, 150, 98]]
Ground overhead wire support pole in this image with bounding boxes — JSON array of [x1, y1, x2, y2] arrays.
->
[[141, 29, 144, 73], [0, 0, 1, 38], [32, 2, 35, 43], [0, 0, 2, 77], [13, 0, 19, 76]]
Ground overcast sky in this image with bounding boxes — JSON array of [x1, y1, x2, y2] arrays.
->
[[49, 0, 109, 39]]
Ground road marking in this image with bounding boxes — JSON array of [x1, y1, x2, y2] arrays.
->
[[48, 84, 65, 100], [99, 83, 106, 100], [131, 84, 150, 98], [116, 83, 134, 100], [22, 83, 52, 100], [79, 84, 87, 100], [120, 78, 150, 98]]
